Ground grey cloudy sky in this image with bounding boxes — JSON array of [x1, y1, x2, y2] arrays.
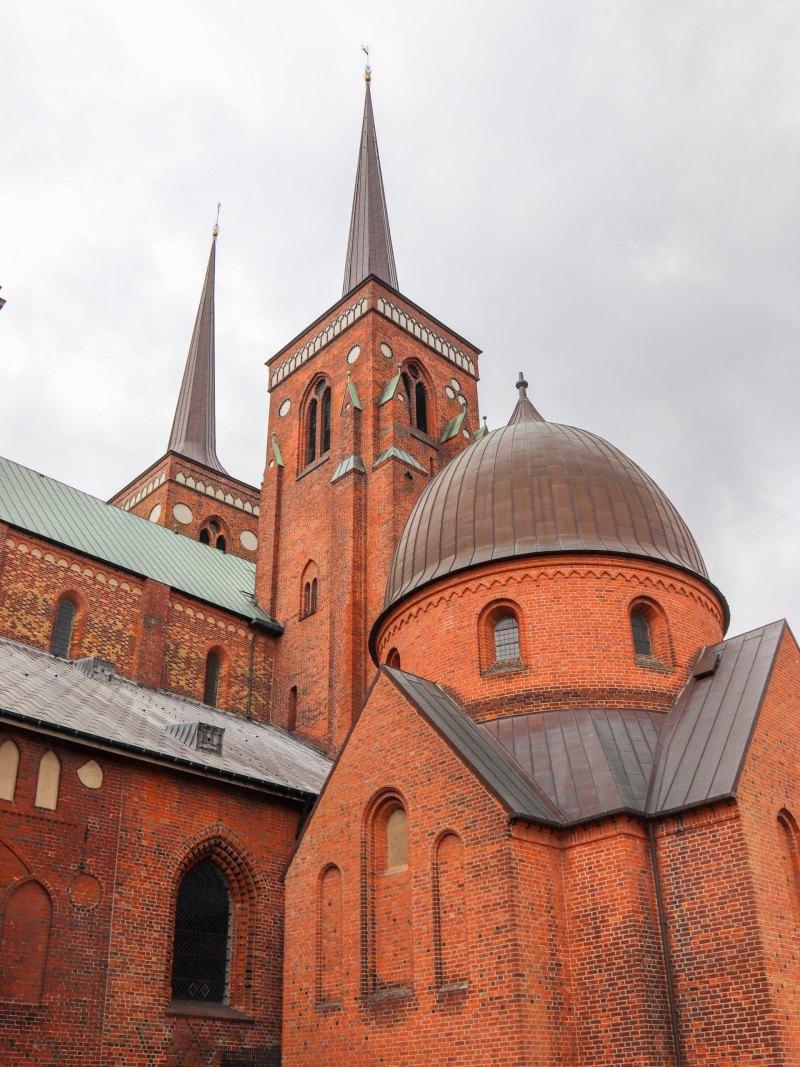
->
[[2, 1, 798, 638]]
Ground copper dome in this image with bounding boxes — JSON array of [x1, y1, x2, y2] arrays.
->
[[383, 377, 722, 616]]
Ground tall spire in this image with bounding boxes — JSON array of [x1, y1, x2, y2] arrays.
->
[[167, 224, 227, 474], [508, 371, 545, 424], [342, 66, 398, 295]]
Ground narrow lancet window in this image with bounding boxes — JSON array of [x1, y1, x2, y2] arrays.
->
[[204, 651, 221, 707], [631, 610, 652, 657], [51, 598, 76, 659], [171, 859, 231, 1004]]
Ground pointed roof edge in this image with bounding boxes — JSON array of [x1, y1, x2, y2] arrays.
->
[[167, 230, 228, 474], [508, 371, 545, 424], [342, 75, 398, 296]]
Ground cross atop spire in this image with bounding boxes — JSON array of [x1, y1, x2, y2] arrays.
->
[[508, 371, 545, 424], [167, 227, 228, 474], [342, 68, 398, 296]]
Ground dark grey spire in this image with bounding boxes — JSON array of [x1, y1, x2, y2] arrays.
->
[[508, 371, 545, 424], [342, 75, 398, 295], [168, 229, 227, 474]]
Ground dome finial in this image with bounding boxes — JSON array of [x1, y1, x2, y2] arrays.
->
[[508, 371, 544, 424]]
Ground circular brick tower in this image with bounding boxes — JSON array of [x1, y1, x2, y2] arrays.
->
[[371, 374, 728, 720]]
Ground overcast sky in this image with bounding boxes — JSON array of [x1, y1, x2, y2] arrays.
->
[[2, 1, 798, 638]]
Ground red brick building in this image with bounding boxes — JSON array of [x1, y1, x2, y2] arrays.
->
[[1, 73, 799, 1066]]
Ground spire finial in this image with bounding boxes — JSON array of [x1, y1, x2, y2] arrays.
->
[[212, 202, 221, 239], [362, 44, 371, 82], [508, 370, 544, 425]]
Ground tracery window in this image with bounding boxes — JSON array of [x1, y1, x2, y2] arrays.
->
[[199, 518, 227, 552], [204, 650, 221, 707], [304, 378, 332, 467], [50, 597, 76, 658], [401, 362, 429, 434], [171, 859, 231, 1004], [494, 615, 520, 662]]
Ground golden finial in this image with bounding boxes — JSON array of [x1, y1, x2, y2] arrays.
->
[[362, 44, 371, 82], [212, 202, 221, 239]]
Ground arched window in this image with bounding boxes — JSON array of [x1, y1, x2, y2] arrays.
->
[[306, 397, 318, 465], [0, 880, 52, 1003], [386, 648, 401, 669], [369, 796, 412, 991], [171, 859, 231, 1004], [0, 740, 19, 802], [287, 686, 298, 731], [778, 809, 800, 910], [35, 751, 60, 811], [303, 379, 332, 468], [300, 561, 319, 618], [402, 362, 429, 433], [199, 518, 227, 552], [50, 597, 76, 658], [494, 615, 520, 662], [630, 610, 652, 657], [204, 650, 221, 707]]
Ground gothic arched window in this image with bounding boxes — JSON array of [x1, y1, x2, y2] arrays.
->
[[171, 859, 231, 1004], [51, 597, 76, 658], [204, 650, 221, 707], [402, 362, 429, 434], [199, 518, 227, 552], [304, 379, 332, 468]]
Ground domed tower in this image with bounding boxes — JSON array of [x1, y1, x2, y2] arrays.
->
[[371, 374, 728, 718]]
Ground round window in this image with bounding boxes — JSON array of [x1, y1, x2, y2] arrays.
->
[[347, 344, 361, 364], [278, 398, 291, 417]]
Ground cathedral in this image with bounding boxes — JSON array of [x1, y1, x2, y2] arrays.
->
[[0, 72, 799, 1067]]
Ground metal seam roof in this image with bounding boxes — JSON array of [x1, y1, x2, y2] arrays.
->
[[0, 455, 278, 627]]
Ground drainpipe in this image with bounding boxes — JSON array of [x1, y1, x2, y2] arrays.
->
[[648, 820, 684, 1066]]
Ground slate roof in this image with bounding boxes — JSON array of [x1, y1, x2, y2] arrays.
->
[[384, 668, 563, 824], [0, 455, 279, 628], [645, 620, 785, 815], [482, 708, 661, 823], [0, 637, 330, 798], [388, 622, 787, 827]]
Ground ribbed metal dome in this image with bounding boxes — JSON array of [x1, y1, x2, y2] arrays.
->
[[384, 378, 714, 611]]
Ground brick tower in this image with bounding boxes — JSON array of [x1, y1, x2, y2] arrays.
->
[[257, 72, 483, 752], [109, 225, 263, 562]]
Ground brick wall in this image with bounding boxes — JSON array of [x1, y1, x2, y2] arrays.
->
[[375, 554, 725, 717], [0, 726, 304, 1066], [0, 526, 275, 720]]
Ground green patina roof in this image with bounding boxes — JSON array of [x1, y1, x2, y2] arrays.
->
[[379, 370, 402, 405], [271, 433, 284, 467], [330, 454, 366, 483], [372, 447, 428, 474], [347, 380, 363, 411], [0, 455, 279, 630], [440, 410, 466, 442]]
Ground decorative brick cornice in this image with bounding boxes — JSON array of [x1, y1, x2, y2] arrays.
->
[[376, 297, 477, 377], [269, 296, 369, 390]]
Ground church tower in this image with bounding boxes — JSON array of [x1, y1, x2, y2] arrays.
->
[[257, 72, 483, 752], [110, 226, 263, 561]]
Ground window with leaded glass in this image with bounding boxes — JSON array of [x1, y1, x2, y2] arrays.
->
[[630, 610, 652, 657], [171, 859, 231, 1004], [493, 615, 520, 662], [51, 598, 76, 658]]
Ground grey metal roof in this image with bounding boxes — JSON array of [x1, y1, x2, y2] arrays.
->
[[645, 620, 785, 815], [482, 708, 661, 823], [168, 233, 227, 474], [0, 637, 330, 797], [342, 78, 398, 296], [384, 667, 563, 824], [0, 455, 278, 627]]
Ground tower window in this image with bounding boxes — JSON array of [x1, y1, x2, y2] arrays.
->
[[402, 362, 429, 434], [51, 597, 76, 659], [301, 563, 319, 618], [199, 519, 227, 552], [204, 650, 221, 707], [493, 615, 520, 662], [171, 859, 231, 1004], [304, 379, 332, 468], [630, 610, 653, 657]]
